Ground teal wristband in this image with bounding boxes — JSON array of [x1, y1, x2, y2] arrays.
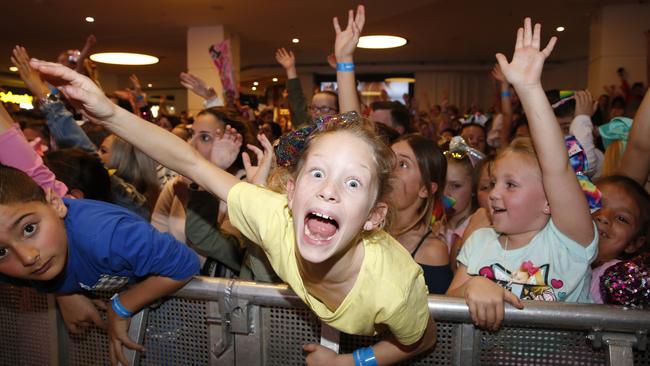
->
[[111, 294, 134, 319], [353, 347, 377, 366], [336, 62, 354, 72]]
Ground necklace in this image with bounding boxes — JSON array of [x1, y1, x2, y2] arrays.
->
[[502, 235, 514, 287]]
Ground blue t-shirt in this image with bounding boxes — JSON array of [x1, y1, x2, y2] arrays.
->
[[457, 219, 598, 303], [1, 198, 199, 293]]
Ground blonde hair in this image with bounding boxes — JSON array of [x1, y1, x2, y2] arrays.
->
[[269, 117, 396, 234], [601, 140, 625, 177], [496, 137, 541, 173]]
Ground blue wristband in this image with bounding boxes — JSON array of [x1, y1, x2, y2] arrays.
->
[[336, 62, 355, 72], [111, 294, 134, 319], [500, 91, 511, 97], [353, 347, 377, 366]]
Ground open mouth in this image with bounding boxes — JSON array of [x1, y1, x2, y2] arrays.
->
[[304, 211, 339, 245], [492, 207, 507, 215]]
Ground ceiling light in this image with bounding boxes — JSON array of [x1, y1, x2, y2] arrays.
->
[[9, 66, 18, 72], [147, 83, 153, 88], [292, 38, 300, 44], [252, 86, 257, 91], [357, 35, 407, 49], [385, 77, 416, 83], [90, 52, 159, 65], [556, 26, 565, 32], [272, 77, 278, 82], [85, 16, 95, 23], [253, 81, 259, 86]]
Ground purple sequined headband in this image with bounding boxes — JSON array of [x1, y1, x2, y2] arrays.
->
[[274, 111, 360, 167]]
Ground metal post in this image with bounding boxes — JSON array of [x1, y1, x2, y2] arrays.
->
[[123, 308, 148, 366], [602, 333, 638, 366], [452, 323, 477, 366]]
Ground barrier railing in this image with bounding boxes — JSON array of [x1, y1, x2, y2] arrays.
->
[[1, 277, 648, 365]]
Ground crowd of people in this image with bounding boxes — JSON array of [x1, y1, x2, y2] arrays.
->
[[1, 5, 649, 366]]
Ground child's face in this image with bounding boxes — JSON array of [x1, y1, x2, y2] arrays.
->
[[477, 163, 492, 210], [99, 134, 115, 166], [0, 198, 68, 281], [190, 113, 226, 160], [489, 153, 549, 235], [461, 125, 486, 153], [444, 162, 473, 219], [287, 131, 383, 264], [389, 140, 429, 212], [593, 182, 644, 264]]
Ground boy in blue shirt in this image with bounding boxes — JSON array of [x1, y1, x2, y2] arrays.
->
[[0, 164, 200, 366]]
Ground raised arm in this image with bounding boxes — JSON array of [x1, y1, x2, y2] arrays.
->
[[275, 48, 310, 127], [618, 87, 650, 184], [492, 64, 513, 149], [12, 46, 96, 152], [333, 5, 364, 114], [76, 34, 97, 74], [496, 18, 594, 245], [30, 59, 240, 201]]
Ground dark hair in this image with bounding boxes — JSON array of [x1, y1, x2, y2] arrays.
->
[[44, 149, 112, 202], [158, 114, 182, 129], [370, 101, 412, 133], [197, 107, 256, 172], [0, 164, 46, 205], [459, 123, 486, 137], [596, 175, 650, 241], [374, 121, 400, 145], [546, 89, 576, 118], [393, 134, 447, 232]]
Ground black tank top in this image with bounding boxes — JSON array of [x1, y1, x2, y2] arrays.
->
[[410, 230, 453, 294]]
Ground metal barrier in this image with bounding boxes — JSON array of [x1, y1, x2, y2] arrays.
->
[[1, 278, 648, 365]]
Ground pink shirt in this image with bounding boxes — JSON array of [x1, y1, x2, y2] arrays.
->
[[590, 259, 621, 304], [0, 124, 68, 197]]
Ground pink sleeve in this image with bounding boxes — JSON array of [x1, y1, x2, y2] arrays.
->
[[0, 124, 68, 197]]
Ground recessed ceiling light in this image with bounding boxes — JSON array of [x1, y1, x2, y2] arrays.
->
[[85, 17, 95, 23], [252, 86, 257, 91], [556, 26, 565, 32], [147, 83, 153, 88], [357, 35, 407, 49], [90, 52, 159, 65], [253, 81, 259, 86], [272, 77, 278, 82], [292, 38, 300, 44], [385, 77, 416, 83], [9, 66, 18, 72]]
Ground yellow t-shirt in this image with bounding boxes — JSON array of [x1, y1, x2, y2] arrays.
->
[[227, 182, 429, 345]]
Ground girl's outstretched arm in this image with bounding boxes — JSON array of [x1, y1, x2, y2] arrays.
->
[[30, 59, 239, 201], [496, 18, 594, 246], [333, 5, 364, 114], [618, 87, 650, 185]]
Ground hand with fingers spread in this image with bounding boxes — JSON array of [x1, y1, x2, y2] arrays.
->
[[55, 293, 106, 334], [574, 90, 598, 117], [495, 17, 557, 89], [30, 59, 117, 122], [465, 276, 524, 331], [243, 132, 274, 185], [275, 48, 298, 79], [333, 5, 365, 62], [180, 72, 217, 100], [209, 125, 243, 170], [11, 46, 50, 99], [107, 305, 145, 366]]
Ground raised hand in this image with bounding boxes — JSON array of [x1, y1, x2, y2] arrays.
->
[[495, 18, 557, 89], [180, 72, 217, 100], [333, 5, 365, 62], [274, 48, 296, 70], [490, 64, 507, 84], [574, 90, 598, 117], [242, 132, 274, 185], [210, 125, 243, 169], [11, 46, 50, 99], [129, 74, 142, 91], [30, 59, 117, 122]]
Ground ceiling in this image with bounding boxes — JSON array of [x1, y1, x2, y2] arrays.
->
[[0, 0, 640, 92]]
